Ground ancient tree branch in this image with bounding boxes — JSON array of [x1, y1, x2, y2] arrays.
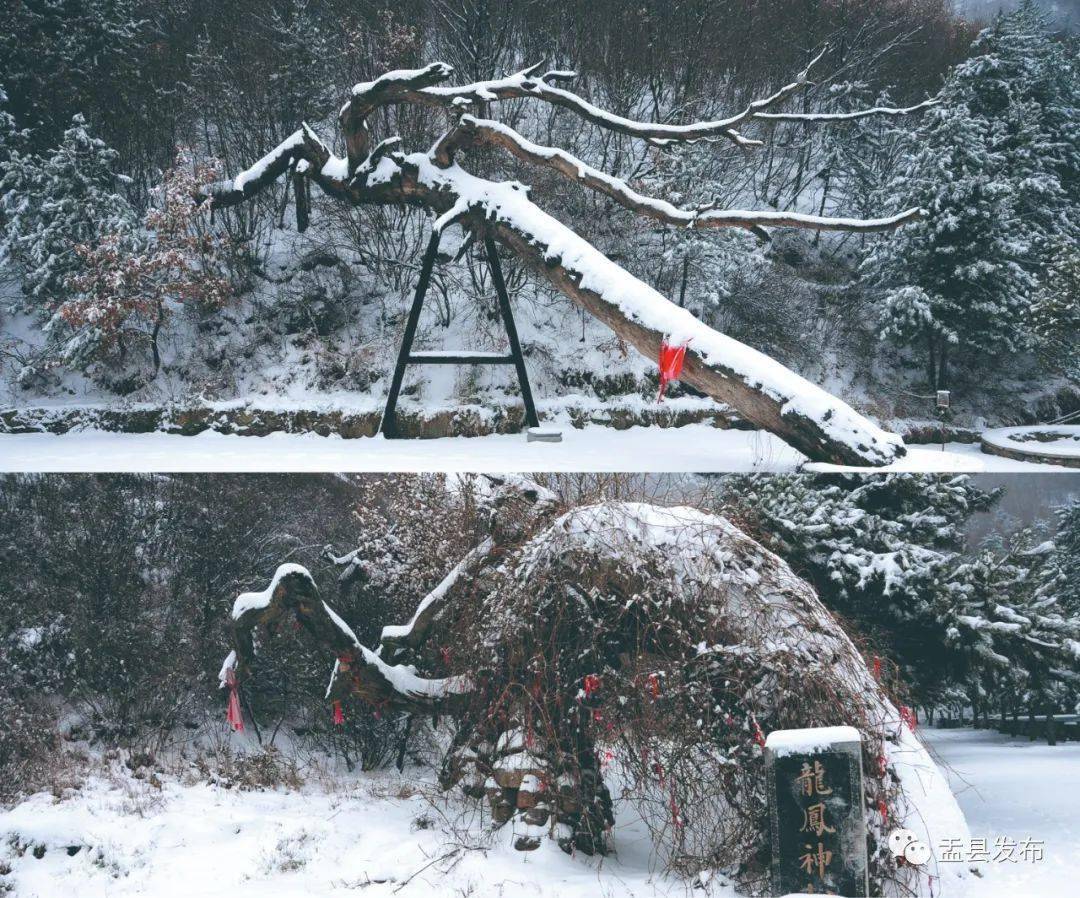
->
[[219, 563, 469, 713], [753, 98, 938, 122], [200, 53, 933, 466], [441, 115, 924, 235], [201, 124, 344, 211], [379, 474, 560, 657], [357, 48, 934, 155], [341, 63, 456, 167], [379, 537, 495, 657]]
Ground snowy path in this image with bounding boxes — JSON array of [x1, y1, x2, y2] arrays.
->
[[925, 726, 1080, 898], [0, 424, 1071, 472]]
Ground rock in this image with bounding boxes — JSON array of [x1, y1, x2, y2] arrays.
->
[[522, 806, 550, 827], [514, 835, 542, 851], [492, 799, 515, 824]]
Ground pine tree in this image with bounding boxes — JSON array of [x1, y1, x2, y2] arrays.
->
[[0, 85, 25, 164], [1035, 498, 1080, 617], [726, 473, 999, 705], [864, 1, 1079, 388], [0, 86, 27, 236], [1, 114, 138, 306], [728, 475, 1080, 722], [1031, 244, 1080, 380], [946, 527, 1078, 725]]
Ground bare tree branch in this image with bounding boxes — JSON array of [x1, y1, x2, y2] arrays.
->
[[439, 114, 924, 234]]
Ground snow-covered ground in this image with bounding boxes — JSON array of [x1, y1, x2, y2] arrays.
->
[[0, 761, 728, 898], [0, 424, 1073, 472], [925, 726, 1080, 898], [2, 728, 1075, 897]]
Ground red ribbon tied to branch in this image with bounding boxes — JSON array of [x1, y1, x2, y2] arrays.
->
[[872, 655, 882, 681], [657, 340, 688, 400], [900, 705, 917, 732], [225, 668, 244, 732], [583, 674, 601, 698], [333, 699, 344, 726]]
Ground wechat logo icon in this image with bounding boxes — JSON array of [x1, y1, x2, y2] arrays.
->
[[889, 828, 932, 866]]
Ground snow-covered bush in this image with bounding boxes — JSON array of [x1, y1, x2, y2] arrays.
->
[[63, 149, 233, 382], [0, 682, 59, 805]]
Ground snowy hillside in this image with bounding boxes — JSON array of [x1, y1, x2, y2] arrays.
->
[[3, 0, 1078, 453]]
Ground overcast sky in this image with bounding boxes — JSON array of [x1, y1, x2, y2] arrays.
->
[[967, 474, 1080, 544], [954, 0, 1080, 26]]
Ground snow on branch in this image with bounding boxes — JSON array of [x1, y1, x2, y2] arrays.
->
[[441, 115, 924, 235], [349, 47, 932, 155], [223, 563, 469, 711], [198, 124, 344, 213], [380, 537, 494, 655], [753, 98, 938, 123]]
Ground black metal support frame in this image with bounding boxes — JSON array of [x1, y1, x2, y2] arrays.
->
[[381, 230, 540, 438]]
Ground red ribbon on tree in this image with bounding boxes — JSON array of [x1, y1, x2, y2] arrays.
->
[[751, 716, 766, 748], [669, 787, 684, 829], [225, 668, 244, 732], [647, 672, 661, 698], [878, 798, 888, 825], [876, 754, 888, 778], [657, 340, 688, 400], [333, 699, 344, 726], [872, 655, 882, 680], [583, 674, 601, 697], [900, 705, 917, 732]]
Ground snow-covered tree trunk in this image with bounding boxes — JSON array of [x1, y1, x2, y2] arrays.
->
[[200, 59, 935, 466]]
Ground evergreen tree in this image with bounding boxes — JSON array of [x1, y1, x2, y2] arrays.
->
[[0, 85, 26, 164], [1, 114, 138, 306], [1035, 498, 1080, 616], [726, 474, 999, 705], [946, 526, 1079, 725], [1031, 244, 1080, 380], [864, 1, 1079, 388], [727, 475, 1080, 722], [0, 86, 29, 235]]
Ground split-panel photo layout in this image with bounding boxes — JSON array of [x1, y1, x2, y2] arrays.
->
[[1, 2, 1078, 896]]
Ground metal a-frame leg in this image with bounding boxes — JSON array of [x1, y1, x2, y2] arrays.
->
[[380, 229, 539, 438], [381, 231, 441, 438], [484, 235, 540, 430]]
